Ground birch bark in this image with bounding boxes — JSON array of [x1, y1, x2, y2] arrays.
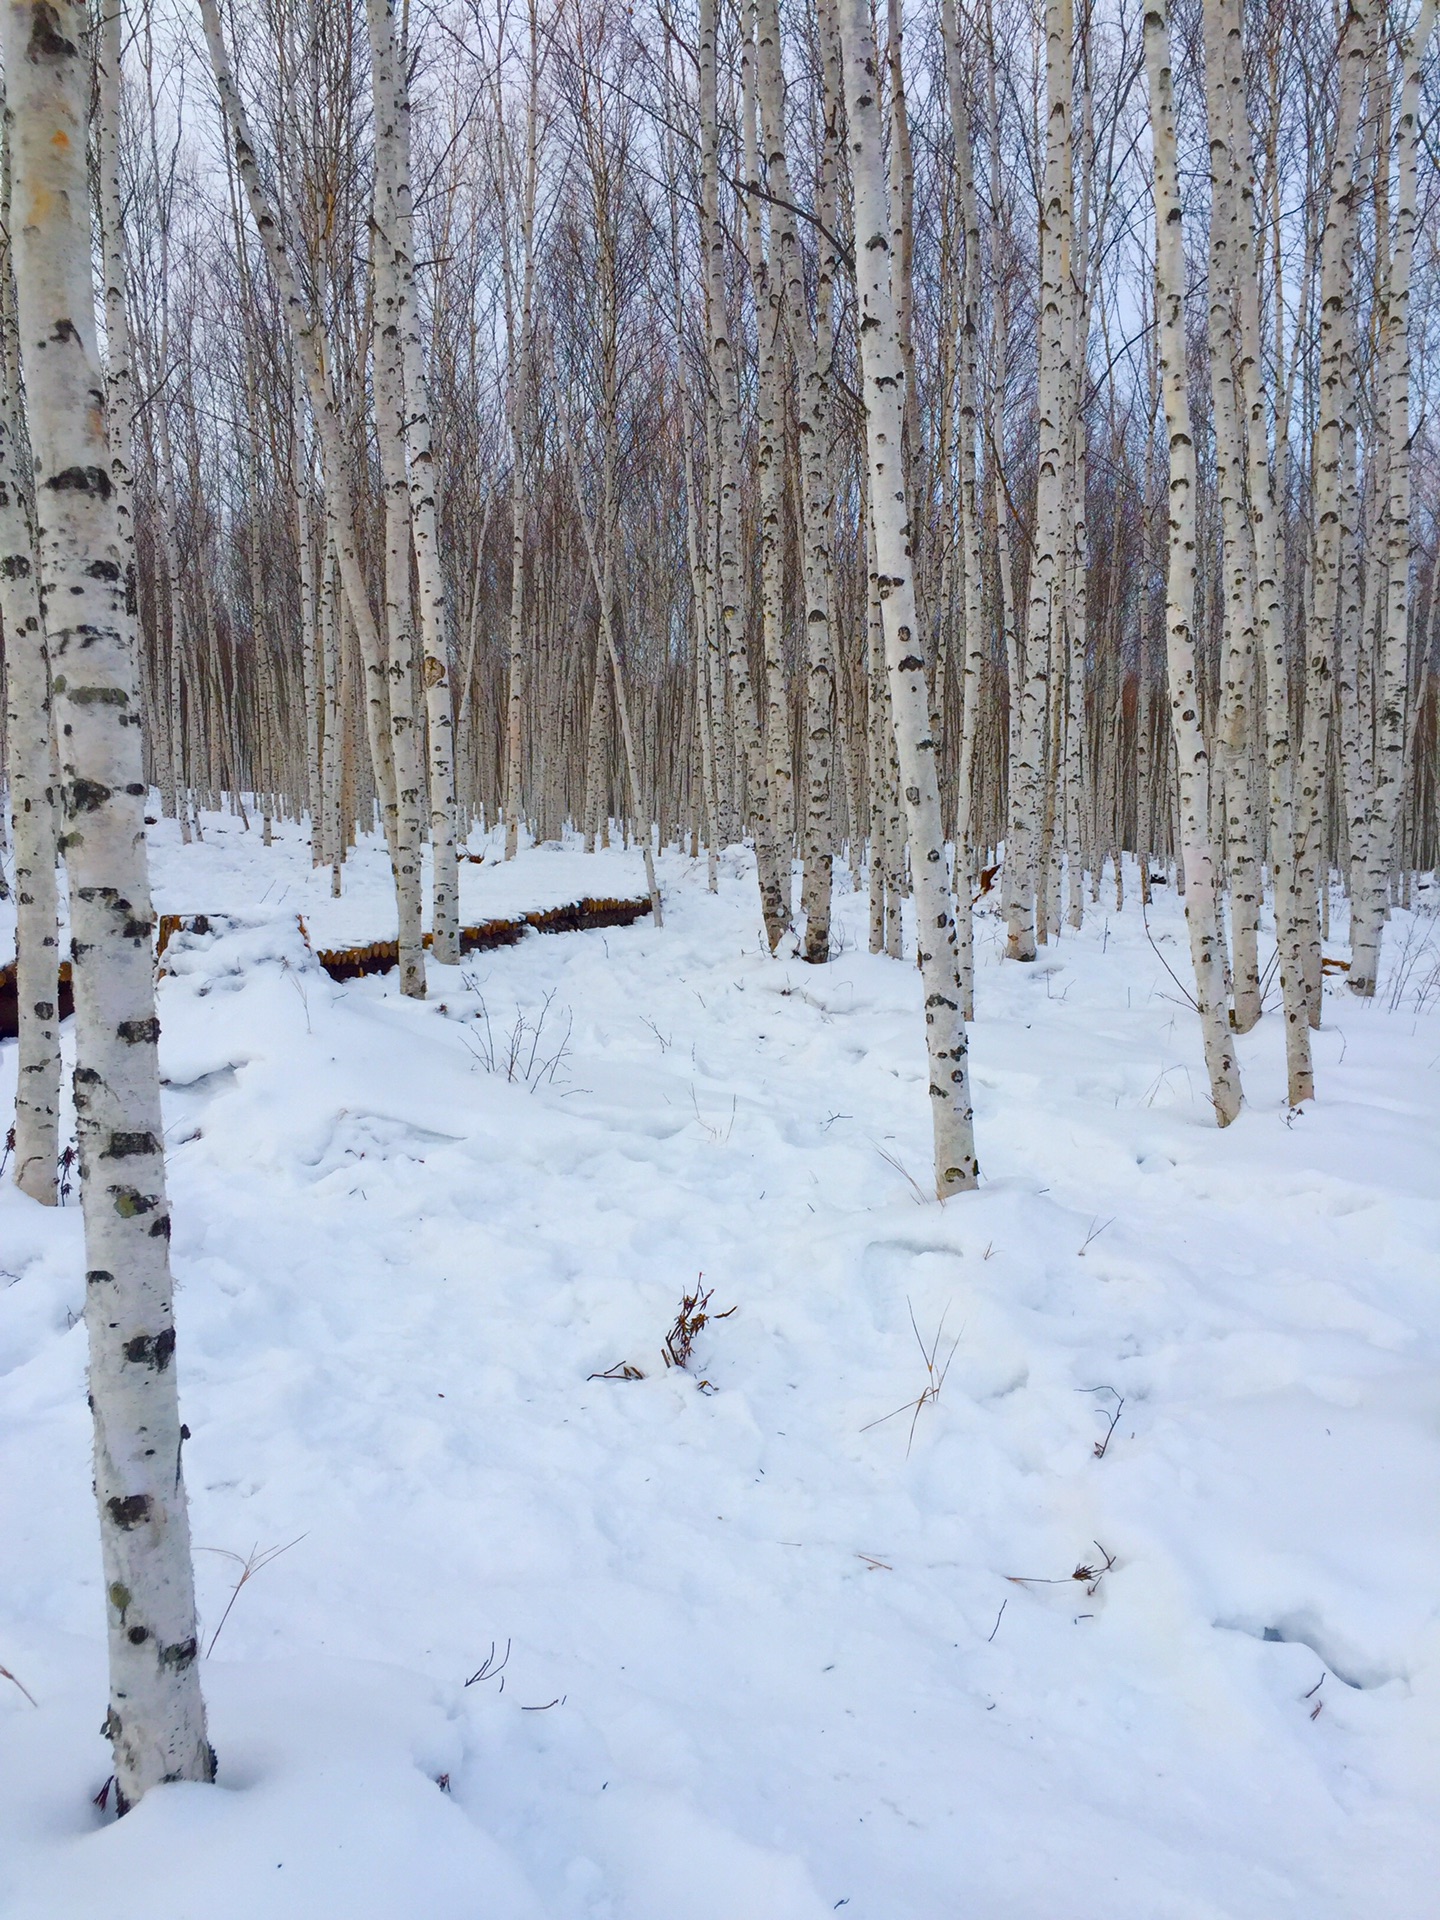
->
[[1294, 0, 1370, 1027], [837, 0, 978, 1195], [757, 0, 835, 959], [744, 0, 795, 863], [0, 119, 58, 1203], [500, 0, 539, 865], [1145, 0, 1243, 1125], [1349, 0, 1437, 993], [1008, 0, 1072, 962], [369, 26, 428, 995], [1214, 0, 1312, 1100], [367, 0, 460, 961], [1201, 0, 1261, 1031], [940, 0, 983, 1014], [199, 0, 419, 992], [699, 0, 786, 949], [1, 0, 213, 1805]]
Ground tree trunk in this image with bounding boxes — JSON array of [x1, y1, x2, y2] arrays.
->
[[0, 99, 58, 1203], [837, 0, 979, 1197], [367, 0, 460, 961], [699, 0, 787, 950], [1, 0, 213, 1806], [199, 0, 418, 992], [1349, 0, 1437, 993], [1145, 0, 1242, 1125]]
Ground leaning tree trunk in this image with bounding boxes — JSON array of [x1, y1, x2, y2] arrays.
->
[[837, 0, 979, 1197], [1145, 0, 1242, 1126], [0, 0, 212, 1807]]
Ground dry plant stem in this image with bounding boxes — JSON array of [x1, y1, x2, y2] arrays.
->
[[0, 1661, 37, 1708], [860, 1301, 960, 1455], [1, 0, 213, 1809], [200, 1536, 305, 1658]]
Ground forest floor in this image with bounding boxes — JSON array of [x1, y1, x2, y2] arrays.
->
[[2, 817, 1439, 1919]]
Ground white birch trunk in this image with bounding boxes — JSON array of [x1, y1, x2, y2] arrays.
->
[[699, 0, 787, 949], [1008, 0, 1072, 962], [837, 0, 978, 1196], [500, 3, 540, 866], [1294, 0, 1370, 1027], [198, 0, 417, 990], [940, 0, 983, 1014], [1201, 0, 1261, 1031], [96, 0, 138, 706], [367, 0, 459, 961], [369, 41, 428, 997], [1, 0, 212, 1805], [0, 133, 58, 1203], [1144, 0, 1242, 1126], [1349, 0, 1437, 993], [1214, 0, 1313, 1101], [758, 0, 835, 959], [744, 0, 795, 867]]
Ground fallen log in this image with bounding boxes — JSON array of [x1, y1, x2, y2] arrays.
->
[[0, 959, 74, 1043], [309, 894, 654, 980], [3, 895, 654, 1037]]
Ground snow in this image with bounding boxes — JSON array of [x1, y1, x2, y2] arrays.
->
[[2, 814, 1439, 1918]]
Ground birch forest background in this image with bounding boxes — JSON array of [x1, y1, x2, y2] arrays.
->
[[2, 0, 1440, 1912]]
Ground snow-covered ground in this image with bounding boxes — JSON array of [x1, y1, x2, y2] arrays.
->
[[2, 814, 1439, 1919]]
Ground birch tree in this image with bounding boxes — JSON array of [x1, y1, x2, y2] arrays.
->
[[199, 0, 425, 995], [1348, 0, 1437, 993], [368, 0, 461, 962], [0, 99, 58, 1203], [699, 0, 787, 950], [1144, 0, 1242, 1125], [0, 0, 213, 1804], [836, 0, 978, 1196]]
